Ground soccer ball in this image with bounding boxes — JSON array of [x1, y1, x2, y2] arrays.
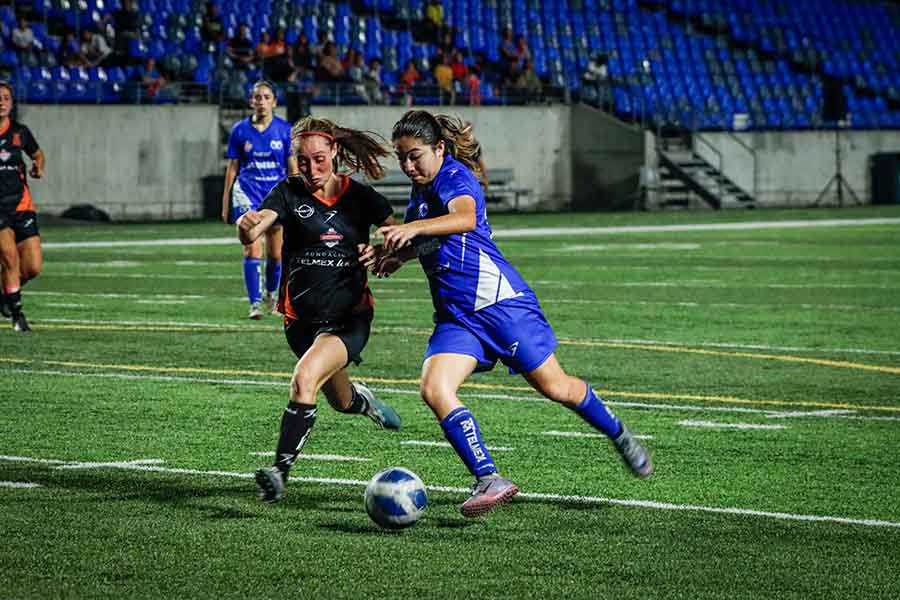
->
[[364, 467, 427, 530]]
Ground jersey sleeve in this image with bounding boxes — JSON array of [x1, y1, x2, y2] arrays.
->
[[21, 125, 39, 156], [433, 164, 481, 208], [364, 184, 394, 225], [225, 123, 242, 160], [260, 182, 288, 220]]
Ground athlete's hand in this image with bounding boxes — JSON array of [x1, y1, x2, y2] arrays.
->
[[372, 252, 404, 278], [357, 243, 377, 269], [375, 223, 418, 252], [30, 163, 43, 179], [237, 210, 261, 234], [221, 204, 230, 224]]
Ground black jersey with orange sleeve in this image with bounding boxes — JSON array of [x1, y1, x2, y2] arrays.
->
[[0, 120, 40, 212], [261, 175, 393, 324]]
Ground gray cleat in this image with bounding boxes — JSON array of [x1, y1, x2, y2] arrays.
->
[[460, 473, 520, 518], [613, 425, 653, 479], [255, 466, 285, 503], [355, 382, 401, 430]]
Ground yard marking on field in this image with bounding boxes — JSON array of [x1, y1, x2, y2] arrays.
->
[[44, 219, 900, 250], [542, 431, 654, 440], [678, 420, 787, 430], [0, 481, 41, 489], [400, 440, 515, 451], [249, 452, 371, 462], [2, 454, 899, 530], [5, 358, 900, 414]]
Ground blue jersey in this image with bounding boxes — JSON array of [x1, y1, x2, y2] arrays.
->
[[404, 155, 533, 321], [226, 116, 293, 208]]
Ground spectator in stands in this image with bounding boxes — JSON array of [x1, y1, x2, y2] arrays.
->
[[80, 26, 112, 67], [514, 58, 542, 100], [399, 58, 420, 105], [467, 65, 482, 105], [582, 52, 609, 109], [109, 0, 140, 59], [200, 2, 225, 44], [499, 26, 517, 77], [60, 31, 83, 67], [261, 28, 291, 82], [365, 58, 385, 105], [316, 41, 344, 83], [433, 51, 455, 105], [226, 24, 255, 68], [290, 32, 314, 80], [255, 31, 273, 62], [11, 17, 35, 54], [424, 0, 445, 44], [346, 49, 369, 102], [514, 35, 532, 72], [138, 57, 169, 99], [449, 49, 467, 83]]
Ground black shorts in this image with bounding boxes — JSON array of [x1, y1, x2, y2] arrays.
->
[[0, 211, 40, 244], [284, 310, 373, 366]]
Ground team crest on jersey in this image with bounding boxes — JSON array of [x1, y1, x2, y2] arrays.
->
[[418, 202, 429, 218], [0, 150, 9, 162], [295, 204, 314, 219], [270, 140, 284, 150], [243, 141, 253, 152], [320, 227, 344, 248]]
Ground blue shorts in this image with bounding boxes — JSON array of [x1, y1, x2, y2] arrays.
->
[[424, 293, 558, 375]]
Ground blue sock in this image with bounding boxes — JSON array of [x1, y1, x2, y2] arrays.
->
[[243, 257, 262, 304], [265, 259, 281, 295], [570, 382, 623, 439], [440, 407, 496, 478]]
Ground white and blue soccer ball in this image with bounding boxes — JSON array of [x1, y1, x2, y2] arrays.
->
[[364, 467, 427, 530]]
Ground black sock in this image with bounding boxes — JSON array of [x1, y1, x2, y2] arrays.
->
[[334, 385, 369, 415], [6, 290, 22, 317], [273, 403, 317, 475]]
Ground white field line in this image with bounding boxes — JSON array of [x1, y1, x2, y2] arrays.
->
[[41, 218, 900, 250], [543, 431, 654, 440], [401, 440, 514, 451], [0, 481, 41, 488], [2, 454, 899, 529], [8, 368, 900, 423], [679, 420, 788, 430], [135, 300, 187, 305], [249, 452, 371, 462], [54, 459, 166, 470]]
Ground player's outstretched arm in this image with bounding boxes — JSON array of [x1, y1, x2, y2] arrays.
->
[[375, 195, 476, 252], [237, 209, 278, 245]]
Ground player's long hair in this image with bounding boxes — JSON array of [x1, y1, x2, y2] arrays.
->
[[291, 117, 389, 181], [391, 110, 485, 185]]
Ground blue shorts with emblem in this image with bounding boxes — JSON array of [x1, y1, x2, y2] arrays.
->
[[424, 292, 558, 375]]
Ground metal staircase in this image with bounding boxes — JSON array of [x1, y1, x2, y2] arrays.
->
[[656, 135, 755, 209]]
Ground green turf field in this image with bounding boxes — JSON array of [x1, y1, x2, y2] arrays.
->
[[2, 207, 899, 599]]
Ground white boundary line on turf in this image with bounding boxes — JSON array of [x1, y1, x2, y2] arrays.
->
[[250, 452, 371, 462], [27, 317, 900, 358], [41, 218, 900, 249], [8, 369, 900, 423], [2, 454, 898, 530], [543, 431, 654, 440], [679, 420, 787, 430], [400, 440, 515, 452], [0, 481, 41, 488]]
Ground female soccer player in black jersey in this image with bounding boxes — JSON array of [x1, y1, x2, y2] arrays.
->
[[0, 82, 45, 332], [237, 116, 402, 503]]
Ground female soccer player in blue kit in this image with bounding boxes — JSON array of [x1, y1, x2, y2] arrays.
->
[[222, 80, 297, 319], [370, 110, 653, 518]]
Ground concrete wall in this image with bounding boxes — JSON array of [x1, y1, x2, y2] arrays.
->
[[311, 105, 573, 210], [19, 105, 220, 219], [569, 104, 645, 210], [694, 129, 900, 206]]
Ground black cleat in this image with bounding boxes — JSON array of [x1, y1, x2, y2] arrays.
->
[[255, 467, 285, 503], [12, 313, 31, 332]]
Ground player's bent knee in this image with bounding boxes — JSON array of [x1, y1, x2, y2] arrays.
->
[[290, 368, 318, 403]]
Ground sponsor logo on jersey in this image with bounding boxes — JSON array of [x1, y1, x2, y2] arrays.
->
[[243, 141, 253, 152], [323, 210, 337, 223], [11, 133, 21, 147], [508, 342, 519, 357], [320, 227, 344, 248], [270, 140, 284, 150], [0, 150, 9, 162], [418, 202, 429, 218], [295, 204, 314, 219]]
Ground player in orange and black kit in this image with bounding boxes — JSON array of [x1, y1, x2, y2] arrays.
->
[[237, 116, 402, 504], [0, 82, 45, 332]]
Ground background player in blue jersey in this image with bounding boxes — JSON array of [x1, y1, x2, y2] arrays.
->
[[369, 110, 653, 518], [236, 117, 402, 504], [0, 82, 45, 332], [221, 80, 297, 319]]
